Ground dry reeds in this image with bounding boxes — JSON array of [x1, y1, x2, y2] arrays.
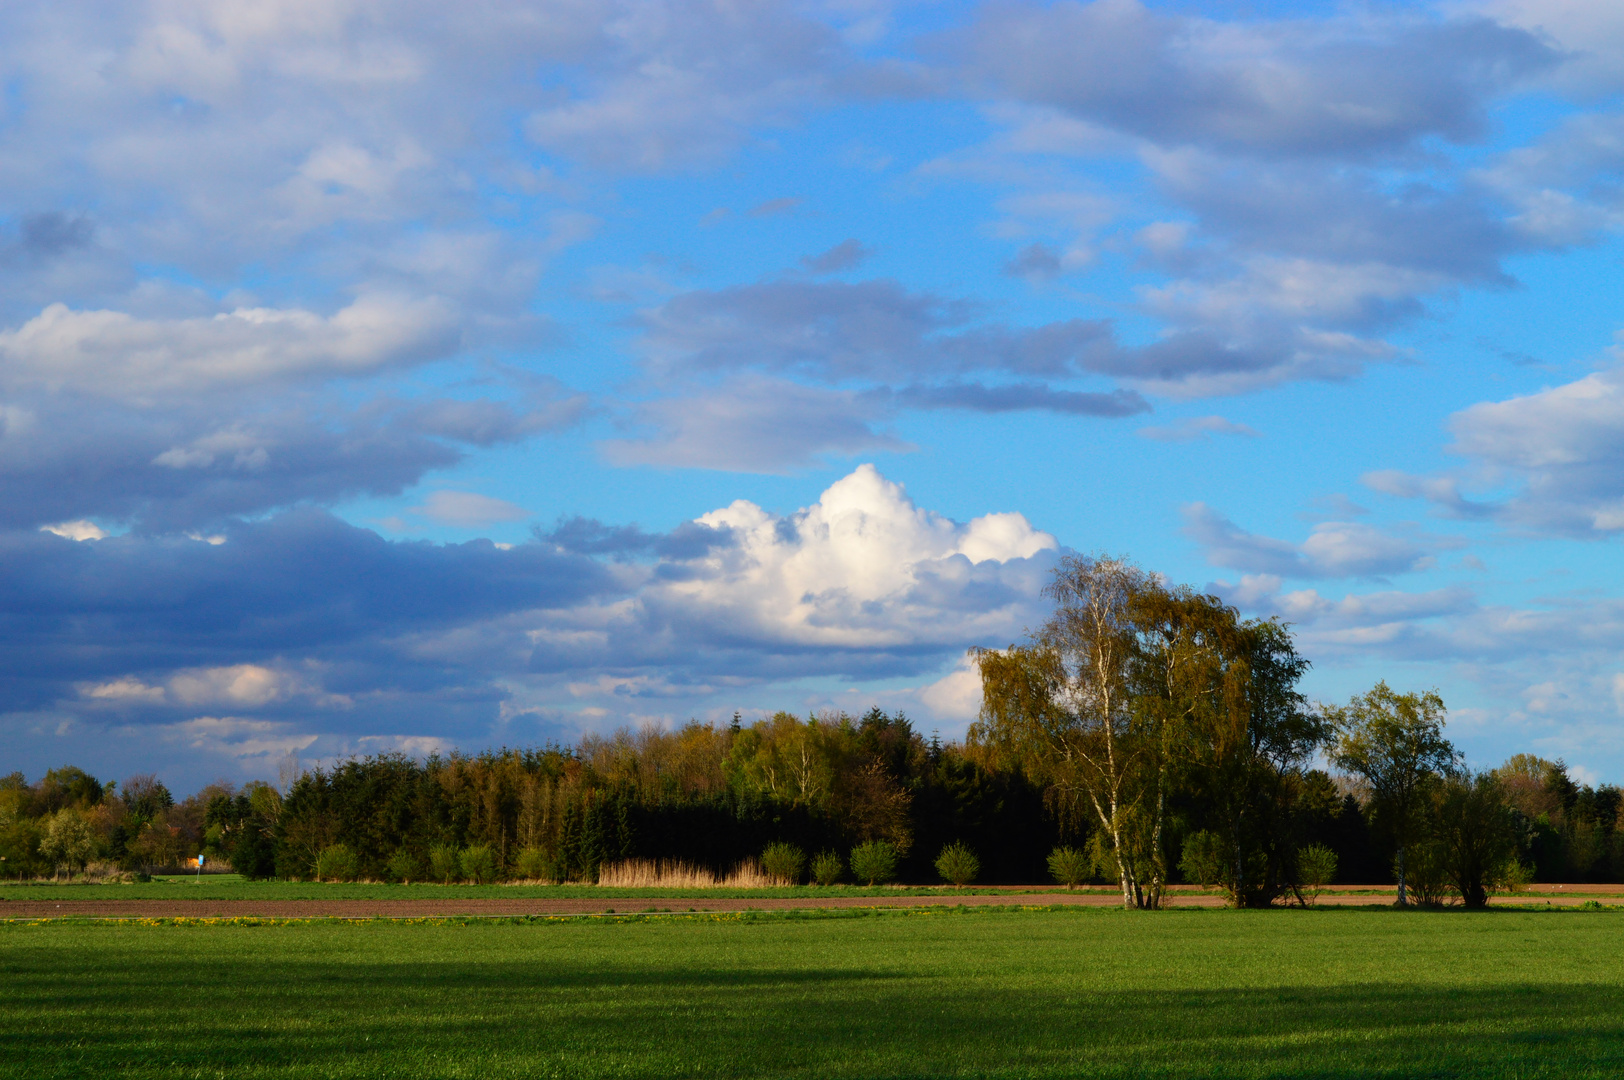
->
[[596, 858, 792, 889]]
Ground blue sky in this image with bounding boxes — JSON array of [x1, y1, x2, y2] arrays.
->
[[3, 0, 1623, 792]]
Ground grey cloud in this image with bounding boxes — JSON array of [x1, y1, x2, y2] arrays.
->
[[892, 382, 1148, 417], [963, 3, 1555, 158], [802, 239, 871, 274], [1183, 503, 1443, 578], [539, 517, 736, 560], [10, 213, 94, 261], [1367, 365, 1624, 536], [1004, 242, 1063, 282], [1137, 415, 1258, 442], [749, 197, 803, 218], [601, 379, 911, 473]]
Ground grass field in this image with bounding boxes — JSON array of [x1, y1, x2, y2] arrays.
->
[[3, 907, 1623, 1079], [0, 875, 1075, 902]]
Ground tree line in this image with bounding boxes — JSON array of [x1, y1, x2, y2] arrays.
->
[[2, 556, 1619, 906]]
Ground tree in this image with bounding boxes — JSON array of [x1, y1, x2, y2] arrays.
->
[[972, 555, 1162, 908], [934, 842, 980, 886], [1433, 772, 1521, 908], [1325, 683, 1458, 906], [850, 840, 898, 885], [40, 808, 95, 876]]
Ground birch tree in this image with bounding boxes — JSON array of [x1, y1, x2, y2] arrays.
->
[[970, 555, 1161, 908]]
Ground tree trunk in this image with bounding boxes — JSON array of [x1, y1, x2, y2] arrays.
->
[[1395, 845, 1407, 907]]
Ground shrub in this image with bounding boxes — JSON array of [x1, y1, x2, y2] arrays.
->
[[849, 841, 898, 886], [810, 850, 843, 886], [1297, 844, 1337, 905], [1047, 846, 1090, 889], [228, 827, 277, 880], [386, 849, 422, 884], [429, 843, 460, 884], [314, 844, 359, 883], [460, 844, 498, 884], [513, 847, 551, 882], [935, 842, 979, 887], [760, 842, 805, 884], [1179, 831, 1225, 892]]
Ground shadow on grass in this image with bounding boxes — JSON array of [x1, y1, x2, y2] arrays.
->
[[3, 948, 1623, 1079]]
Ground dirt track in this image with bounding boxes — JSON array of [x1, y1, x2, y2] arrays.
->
[[3, 887, 1614, 919]]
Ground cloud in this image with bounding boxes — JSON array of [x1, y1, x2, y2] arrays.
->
[[0, 296, 460, 397], [1183, 503, 1447, 578], [961, 2, 1554, 157], [5, 466, 1063, 783], [1366, 363, 1624, 535], [1137, 415, 1258, 442], [40, 520, 109, 541], [601, 378, 911, 473], [748, 197, 803, 218], [802, 239, 871, 274], [412, 491, 530, 528], [1004, 242, 1064, 282]]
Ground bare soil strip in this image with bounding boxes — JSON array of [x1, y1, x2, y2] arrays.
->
[[2, 887, 1612, 919]]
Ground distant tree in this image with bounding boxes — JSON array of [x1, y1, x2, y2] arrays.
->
[[429, 844, 459, 885], [934, 842, 980, 887], [1433, 773, 1522, 908], [120, 775, 174, 825], [40, 808, 96, 876], [1297, 844, 1338, 906], [850, 841, 898, 886], [1046, 846, 1091, 889], [1326, 683, 1458, 906], [760, 842, 806, 884], [387, 849, 423, 884], [810, 850, 843, 886], [459, 844, 497, 884], [512, 847, 549, 882], [35, 767, 107, 815], [315, 844, 359, 882]]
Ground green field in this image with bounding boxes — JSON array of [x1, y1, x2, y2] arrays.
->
[[0, 875, 1076, 901], [3, 907, 1622, 1078]]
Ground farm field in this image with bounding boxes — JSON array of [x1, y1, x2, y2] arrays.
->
[[4, 908, 1624, 1078]]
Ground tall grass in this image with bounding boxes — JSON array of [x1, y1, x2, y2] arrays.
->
[[597, 858, 791, 888]]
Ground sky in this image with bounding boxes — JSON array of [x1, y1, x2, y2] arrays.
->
[[2, 0, 1623, 793]]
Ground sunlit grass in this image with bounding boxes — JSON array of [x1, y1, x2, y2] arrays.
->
[[4, 907, 1623, 1078]]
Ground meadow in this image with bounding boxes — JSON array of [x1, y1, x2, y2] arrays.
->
[[4, 907, 1623, 1078]]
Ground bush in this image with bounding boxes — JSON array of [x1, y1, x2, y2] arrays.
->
[[460, 844, 498, 884], [1047, 846, 1091, 889], [1179, 831, 1225, 892], [811, 850, 843, 886], [760, 842, 805, 884], [935, 842, 980, 887], [228, 827, 277, 880], [1297, 844, 1337, 905], [513, 847, 551, 881], [314, 844, 359, 883], [385, 849, 422, 884], [429, 843, 460, 884], [849, 841, 898, 886]]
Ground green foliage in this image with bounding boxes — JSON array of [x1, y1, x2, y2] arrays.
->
[[428, 844, 459, 884], [513, 847, 551, 882], [1178, 831, 1227, 895], [1297, 844, 1337, 905], [760, 842, 805, 883], [1432, 772, 1522, 908], [314, 844, 359, 883], [1046, 846, 1090, 888], [810, 850, 843, 886], [850, 840, 898, 886], [934, 841, 979, 886], [40, 809, 95, 875], [385, 850, 422, 884], [459, 845, 498, 885]]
